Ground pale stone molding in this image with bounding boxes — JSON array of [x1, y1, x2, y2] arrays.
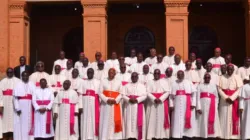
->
[[164, 1, 189, 7], [83, 4, 107, 8]]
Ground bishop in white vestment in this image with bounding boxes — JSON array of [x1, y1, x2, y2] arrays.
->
[[13, 71, 35, 140], [30, 62, 50, 87], [52, 51, 68, 74], [54, 80, 80, 140], [138, 65, 153, 86], [146, 69, 171, 139], [61, 60, 74, 80], [79, 68, 100, 140], [207, 48, 225, 75], [123, 72, 147, 140]]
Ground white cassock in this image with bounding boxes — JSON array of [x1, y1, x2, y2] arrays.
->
[[164, 76, 177, 88], [125, 57, 137, 66], [94, 69, 108, 81], [146, 79, 171, 139], [99, 78, 123, 140], [184, 70, 200, 89], [240, 84, 250, 139], [196, 83, 221, 138], [170, 79, 197, 138], [13, 81, 35, 140], [191, 60, 196, 70], [138, 73, 154, 86], [207, 56, 225, 75], [201, 72, 219, 85], [54, 89, 79, 140], [0, 77, 20, 133], [49, 74, 66, 93], [130, 62, 147, 75], [74, 61, 91, 69], [171, 63, 185, 76], [32, 88, 54, 138], [151, 62, 169, 78], [106, 59, 119, 70], [123, 82, 147, 139], [52, 59, 68, 74], [30, 72, 50, 88], [69, 77, 84, 93], [218, 74, 243, 139], [145, 57, 157, 66], [114, 65, 131, 74], [115, 72, 131, 86], [78, 65, 91, 80], [163, 55, 175, 66], [237, 66, 250, 81], [79, 79, 100, 140], [61, 68, 73, 80], [195, 67, 206, 82], [91, 61, 106, 71]]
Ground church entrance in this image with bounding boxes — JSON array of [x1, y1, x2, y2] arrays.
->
[[29, 2, 83, 73], [124, 27, 155, 58], [108, 2, 166, 59]]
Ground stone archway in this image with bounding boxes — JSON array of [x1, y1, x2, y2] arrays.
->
[[189, 26, 218, 64], [124, 27, 155, 58], [63, 27, 83, 63]]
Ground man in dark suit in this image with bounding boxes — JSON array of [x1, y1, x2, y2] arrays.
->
[[14, 56, 32, 78]]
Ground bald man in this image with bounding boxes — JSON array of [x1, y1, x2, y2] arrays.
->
[[94, 60, 108, 81], [78, 57, 91, 80], [151, 54, 168, 78], [30, 61, 50, 87], [163, 46, 178, 66], [225, 54, 238, 74], [115, 64, 131, 87], [207, 48, 225, 75], [130, 53, 147, 75], [69, 69, 84, 94], [106, 51, 119, 70], [0, 68, 21, 139], [91, 52, 104, 71], [138, 64, 153, 86], [52, 51, 68, 74], [145, 48, 157, 66], [218, 64, 243, 139], [195, 58, 206, 81], [125, 49, 137, 66], [74, 52, 87, 69]]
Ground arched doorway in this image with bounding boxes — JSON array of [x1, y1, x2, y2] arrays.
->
[[124, 27, 155, 58], [189, 26, 218, 65], [63, 27, 83, 63]]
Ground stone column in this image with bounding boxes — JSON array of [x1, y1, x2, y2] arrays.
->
[[9, 1, 30, 68], [0, 0, 9, 72], [164, 0, 190, 61], [81, 0, 107, 61]]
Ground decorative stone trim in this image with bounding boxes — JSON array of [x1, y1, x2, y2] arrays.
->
[[165, 1, 189, 7], [9, 2, 26, 10], [83, 4, 106, 8]]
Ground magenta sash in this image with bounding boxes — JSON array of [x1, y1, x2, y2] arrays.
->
[[61, 68, 65, 71], [82, 89, 100, 136], [200, 92, 216, 134], [3, 89, 13, 96], [62, 98, 76, 135], [152, 93, 170, 129], [36, 82, 40, 87], [122, 81, 129, 86], [128, 95, 144, 140], [160, 74, 166, 79], [212, 64, 221, 68], [36, 100, 52, 134], [176, 90, 192, 129], [52, 82, 62, 88], [222, 89, 239, 135], [18, 94, 34, 135]]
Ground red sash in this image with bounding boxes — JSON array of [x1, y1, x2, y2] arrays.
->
[[36, 100, 52, 134], [176, 90, 192, 129], [128, 95, 144, 140], [61, 68, 65, 71], [152, 93, 170, 129], [61, 98, 76, 135], [82, 90, 100, 136], [222, 89, 239, 135], [212, 64, 221, 68], [103, 90, 122, 133], [18, 94, 34, 135], [52, 82, 62, 88], [122, 81, 128, 86], [3, 89, 13, 96], [200, 92, 216, 134], [160, 74, 166, 79]]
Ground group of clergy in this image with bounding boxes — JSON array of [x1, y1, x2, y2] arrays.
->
[[1, 46, 250, 140]]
